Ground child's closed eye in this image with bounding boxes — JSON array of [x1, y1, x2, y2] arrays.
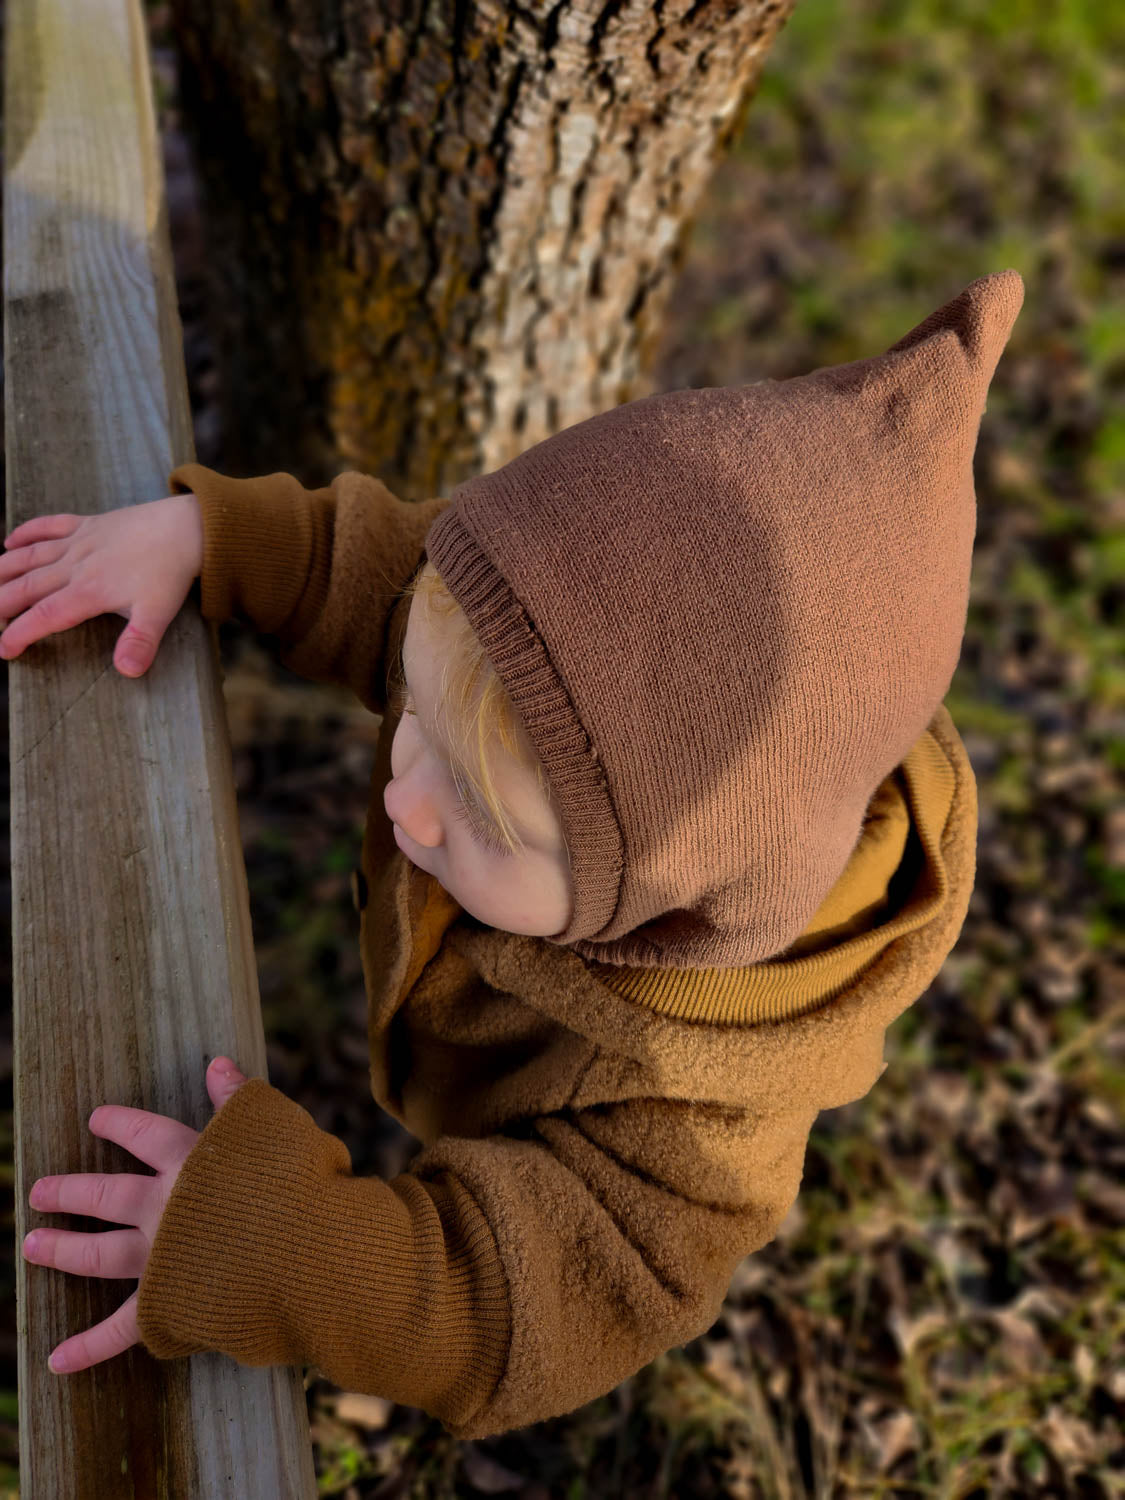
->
[[451, 786, 513, 858]]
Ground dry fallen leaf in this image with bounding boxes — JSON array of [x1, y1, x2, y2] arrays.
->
[[857, 1406, 920, 1474]]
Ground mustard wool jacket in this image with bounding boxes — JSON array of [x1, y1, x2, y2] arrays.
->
[[135, 463, 979, 1440]]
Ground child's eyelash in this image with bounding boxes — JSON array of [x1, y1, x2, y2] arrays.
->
[[451, 791, 513, 858]]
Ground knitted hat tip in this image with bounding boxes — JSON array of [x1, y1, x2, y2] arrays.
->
[[884, 267, 1025, 379], [966, 268, 1026, 358]]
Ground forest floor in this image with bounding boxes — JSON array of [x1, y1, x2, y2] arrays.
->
[[1, 0, 1124, 1496]]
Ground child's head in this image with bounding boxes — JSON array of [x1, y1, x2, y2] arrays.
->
[[384, 560, 575, 937], [403, 271, 1024, 969]]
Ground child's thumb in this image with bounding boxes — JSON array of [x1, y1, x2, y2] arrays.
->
[[115, 613, 169, 677], [206, 1056, 248, 1110]]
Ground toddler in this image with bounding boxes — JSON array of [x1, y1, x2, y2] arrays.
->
[[6, 271, 1023, 1437]]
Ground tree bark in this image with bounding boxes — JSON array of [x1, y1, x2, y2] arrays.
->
[[168, 0, 796, 499]]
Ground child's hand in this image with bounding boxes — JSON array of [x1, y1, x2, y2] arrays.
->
[[21, 1056, 247, 1375], [0, 492, 203, 677]]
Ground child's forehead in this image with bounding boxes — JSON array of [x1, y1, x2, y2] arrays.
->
[[404, 575, 446, 661], [402, 591, 479, 756]]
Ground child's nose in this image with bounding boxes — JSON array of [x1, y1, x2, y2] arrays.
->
[[383, 777, 441, 849]]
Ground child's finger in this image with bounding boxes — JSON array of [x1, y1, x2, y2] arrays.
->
[[206, 1056, 248, 1111], [46, 1289, 140, 1375], [23, 1224, 148, 1281], [0, 537, 66, 582], [88, 1102, 199, 1170], [3, 513, 80, 547], [0, 580, 96, 660], [29, 1170, 157, 1227]]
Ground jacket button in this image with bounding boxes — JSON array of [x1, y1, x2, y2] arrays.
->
[[350, 868, 368, 913]]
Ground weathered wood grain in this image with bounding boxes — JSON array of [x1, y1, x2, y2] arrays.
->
[[4, 0, 318, 1493]]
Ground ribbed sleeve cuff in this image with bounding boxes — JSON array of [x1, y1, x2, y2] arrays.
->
[[167, 463, 318, 631], [136, 1078, 511, 1429]]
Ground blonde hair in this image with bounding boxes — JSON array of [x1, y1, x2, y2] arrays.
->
[[388, 562, 554, 858]]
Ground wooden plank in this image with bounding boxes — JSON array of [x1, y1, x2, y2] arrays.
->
[[4, 1, 319, 1494]]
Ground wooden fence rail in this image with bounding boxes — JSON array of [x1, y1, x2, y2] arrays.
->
[[5, 0, 319, 1492]]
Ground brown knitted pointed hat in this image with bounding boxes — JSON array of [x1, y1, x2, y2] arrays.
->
[[423, 270, 1024, 968]]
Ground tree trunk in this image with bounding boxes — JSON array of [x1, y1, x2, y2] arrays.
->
[[168, 0, 796, 499]]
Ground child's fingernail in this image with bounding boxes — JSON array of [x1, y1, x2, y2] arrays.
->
[[48, 1351, 68, 1373]]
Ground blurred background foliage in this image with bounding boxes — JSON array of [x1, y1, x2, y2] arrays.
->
[[2, 0, 1123, 1494]]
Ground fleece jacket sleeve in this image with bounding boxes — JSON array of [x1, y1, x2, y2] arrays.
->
[[405, 1092, 819, 1437], [136, 1076, 817, 1439], [135, 1078, 511, 1433], [167, 463, 449, 715]]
